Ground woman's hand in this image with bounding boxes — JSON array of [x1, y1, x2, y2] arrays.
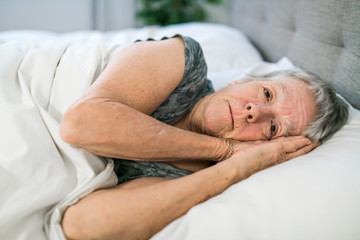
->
[[227, 136, 320, 182]]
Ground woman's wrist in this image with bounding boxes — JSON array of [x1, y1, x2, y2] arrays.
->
[[224, 139, 235, 160], [212, 138, 235, 162]]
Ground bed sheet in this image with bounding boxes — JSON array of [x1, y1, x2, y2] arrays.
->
[[152, 59, 360, 240]]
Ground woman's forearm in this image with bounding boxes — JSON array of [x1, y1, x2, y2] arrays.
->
[[62, 136, 316, 240], [59, 38, 229, 162], [62, 158, 240, 240], [60, 97, 229, 161]]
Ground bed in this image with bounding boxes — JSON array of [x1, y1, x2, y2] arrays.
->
[[0, 0, 359, 239]]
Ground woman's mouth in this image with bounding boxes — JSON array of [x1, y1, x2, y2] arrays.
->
[[228, 103, 234, 130]]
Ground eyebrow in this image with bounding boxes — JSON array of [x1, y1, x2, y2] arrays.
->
[[274, 82, 291, 136], [283, 118, 291, 136], [276, 82, 285, 101]]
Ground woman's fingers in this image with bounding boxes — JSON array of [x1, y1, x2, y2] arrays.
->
[[282, 141, 320, 162], [278, 136, 312, 153], [270, 136, 319, 164], [228, 136, 320, 179]]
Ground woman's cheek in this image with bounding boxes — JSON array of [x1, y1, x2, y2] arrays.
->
[[203, 105, 230, 136]]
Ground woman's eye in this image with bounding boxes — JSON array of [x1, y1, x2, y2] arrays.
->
[[264, 88, 271, 100], [270, 123, 276, 136]]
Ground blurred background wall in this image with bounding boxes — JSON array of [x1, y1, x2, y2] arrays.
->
[[0, 0, 232, 32]]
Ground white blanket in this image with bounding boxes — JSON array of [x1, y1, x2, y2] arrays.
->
[[0, 40, 120, 240]]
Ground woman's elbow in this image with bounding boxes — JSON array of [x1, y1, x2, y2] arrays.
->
[[62, 204, 92, 240], [60, 119, 77, 145], [60, 104, 88, 146]]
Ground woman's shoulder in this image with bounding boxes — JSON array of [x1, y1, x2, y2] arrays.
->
[[150, 35, 214, 125], [138, 34, 209, 91], [173, 35, 208, 87]]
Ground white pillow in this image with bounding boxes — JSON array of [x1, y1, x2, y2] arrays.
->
[[0, 23, 263, 73], [152, 59, 360, 240], [208, 57, 294, 90], [152, 23, 263, 72]]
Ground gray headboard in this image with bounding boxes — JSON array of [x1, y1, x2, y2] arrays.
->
[[231, 0, 360, 110]]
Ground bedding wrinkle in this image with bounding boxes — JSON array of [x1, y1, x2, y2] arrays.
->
[[49, 46, 68, 111]]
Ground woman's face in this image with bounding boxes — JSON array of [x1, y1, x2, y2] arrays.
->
[[201, 78, 317, 141]]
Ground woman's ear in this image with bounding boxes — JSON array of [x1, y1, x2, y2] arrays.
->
[[228, 78, 253, 86], [228, 80, 242, 86]]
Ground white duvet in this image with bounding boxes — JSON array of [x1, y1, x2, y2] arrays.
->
[[0, 23, 359, 240]]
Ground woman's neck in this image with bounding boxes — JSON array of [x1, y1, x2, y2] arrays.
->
[[173, 96, 209, 135]]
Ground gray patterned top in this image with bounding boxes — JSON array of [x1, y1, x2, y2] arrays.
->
[[114, 35, 214, 184], [150, 35, 214, 124]]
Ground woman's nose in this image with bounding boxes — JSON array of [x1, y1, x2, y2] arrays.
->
[[245, 103, 269, 123]]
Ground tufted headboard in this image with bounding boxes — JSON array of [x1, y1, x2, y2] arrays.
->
[[231, 0, 360, 109]]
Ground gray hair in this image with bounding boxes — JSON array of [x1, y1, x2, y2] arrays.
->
[[249, 69, 349, 142]]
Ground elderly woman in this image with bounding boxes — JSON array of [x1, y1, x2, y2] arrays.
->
[[60, 35, 348, 240]]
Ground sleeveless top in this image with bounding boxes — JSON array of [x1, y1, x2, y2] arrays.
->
[[114, 35, 214, 184], [149, 35, 214, 124]]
